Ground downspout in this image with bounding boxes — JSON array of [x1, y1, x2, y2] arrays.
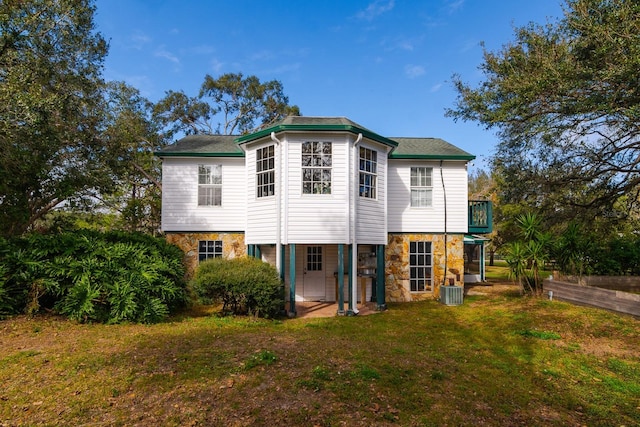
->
[[349, 133, 363, 315], [440, 160, 448, 287], [270, 132, 282, 277]]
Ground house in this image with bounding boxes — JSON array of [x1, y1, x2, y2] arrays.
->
[[155, 116, 492, 316]]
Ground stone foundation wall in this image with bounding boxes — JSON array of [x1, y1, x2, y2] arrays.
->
[[165, 232, 246, 279], [385, 233, 464, 302]]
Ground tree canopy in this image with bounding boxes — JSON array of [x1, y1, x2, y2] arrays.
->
[[448, 0, 640, 227], [154, 72, 301, 137], [0, 0, 109, 237]]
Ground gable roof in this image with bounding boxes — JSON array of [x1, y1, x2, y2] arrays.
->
[[154, 116, 475, 161], [389, 137, 475, 161], [155, 134, 242, 157]]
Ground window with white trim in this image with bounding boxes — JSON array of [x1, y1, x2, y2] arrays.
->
[[302, 141, 332, 194], [409, 241, 432, 292], [256, 145, 275, 198], [359, 147, 377, 198], [198, 164, 222, 206], [410, 167, 432, 207], [198, 240, 222, 261]]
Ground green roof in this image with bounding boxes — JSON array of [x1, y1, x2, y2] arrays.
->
[[154, 134, 243, 157], [154, 117, 475, 161], [235, 116, 399, 149], [388, 137, 475, 160]]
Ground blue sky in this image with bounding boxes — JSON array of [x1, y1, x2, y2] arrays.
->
[[94, 0, 565, 170]]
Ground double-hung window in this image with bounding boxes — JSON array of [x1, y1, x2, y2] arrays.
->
[[198, 164, 222, 206], [409, 241, 432, 292], [410, 167, 432, 207], [256, 145, 275, 198], [198, 240, 222, 261], [302, 141, 332, 194], [359, 147, 377, 199]]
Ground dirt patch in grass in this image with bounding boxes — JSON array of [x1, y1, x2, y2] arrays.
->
[[1, 283, 639, 426]]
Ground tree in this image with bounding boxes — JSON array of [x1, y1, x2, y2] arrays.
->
[[0, 0, 109, 237], [448, 0, 640, 227], [503, 212, 552, 295], [99, 81, 166, 234], [154, 72, 301, 137]]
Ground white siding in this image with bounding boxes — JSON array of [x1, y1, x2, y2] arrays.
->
[[356, 142, 388, 244], [387, 160, 468, 233], [246, 140, 278, 244], [284, 134, 350, 244], [161, 157, 246, 232]]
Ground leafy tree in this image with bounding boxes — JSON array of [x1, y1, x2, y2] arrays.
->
[[0, 0, 110, 237], [448, 0, 640, 227], [98, 81, 167, 234], [154, 72, 301, 137]]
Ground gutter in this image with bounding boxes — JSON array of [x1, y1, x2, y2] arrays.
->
[[349, 133, 363, 315], [270, 132, 282, 276]]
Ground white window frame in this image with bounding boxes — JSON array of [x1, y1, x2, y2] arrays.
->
[[256, 145, 275, 198], [410, 167, 433, 207], [359, 147, 377, 199], [302, 141, 332, 195], [409, 241, 432, 292], [198, 164, 222, 206], [198, 240, 223, 262]]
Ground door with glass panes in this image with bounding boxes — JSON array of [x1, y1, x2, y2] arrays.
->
[[303, 245, 325, 300]]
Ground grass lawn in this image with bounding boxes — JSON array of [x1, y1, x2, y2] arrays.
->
[[1, 276, 639, 426]]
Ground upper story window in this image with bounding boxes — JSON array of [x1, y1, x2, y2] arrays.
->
[[410, 167, 432, 207], [256, 145, 275, 198], [198, 164, 222, 206], [302, 141, 332, 194], [359, 147, 377, 199]]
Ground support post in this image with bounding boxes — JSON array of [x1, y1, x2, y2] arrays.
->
[[337, 244, 345, 315], [288, 244, 296, 317], [279, 244, 285, 282], [347, 244, 356, 315], [255, 245, 261, 260], [376, 244, 387, 310]]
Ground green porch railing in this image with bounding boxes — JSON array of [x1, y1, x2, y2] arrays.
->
[[468, 200, 493, 234]]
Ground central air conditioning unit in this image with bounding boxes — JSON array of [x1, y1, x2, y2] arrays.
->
[[440, 285, 463, 306]]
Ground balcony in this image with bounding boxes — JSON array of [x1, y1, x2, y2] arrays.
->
[[468, 200, 493, 234]]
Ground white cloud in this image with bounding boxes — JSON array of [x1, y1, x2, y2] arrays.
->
[[128, 30, 151, 50], [446, 0, 465, 14], [155, 46, 180, 65], [357, 0, 395, 21], [430, 83, 443, 92], [210, 58, 224, 73], [405, 64, 425, 78]]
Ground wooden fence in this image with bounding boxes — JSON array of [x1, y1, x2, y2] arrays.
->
[[543, 279, 640, 317]]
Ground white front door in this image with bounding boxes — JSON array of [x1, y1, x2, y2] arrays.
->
[[303, 245, 326, 300]]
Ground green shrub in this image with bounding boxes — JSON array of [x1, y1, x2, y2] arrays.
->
[[192, 257, 283, 318], [0, 230, 186, 323]]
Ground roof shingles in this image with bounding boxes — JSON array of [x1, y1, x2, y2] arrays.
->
[[155, 117, 474, 160]]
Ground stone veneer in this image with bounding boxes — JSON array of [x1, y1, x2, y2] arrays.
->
[[385, 233, 464, 302], [165, 232, 246, 279]]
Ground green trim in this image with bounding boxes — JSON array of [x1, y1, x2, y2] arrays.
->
[[154, 152, 244, 158], [236, 124, 399, 149], [389, 153, 476, 161]]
